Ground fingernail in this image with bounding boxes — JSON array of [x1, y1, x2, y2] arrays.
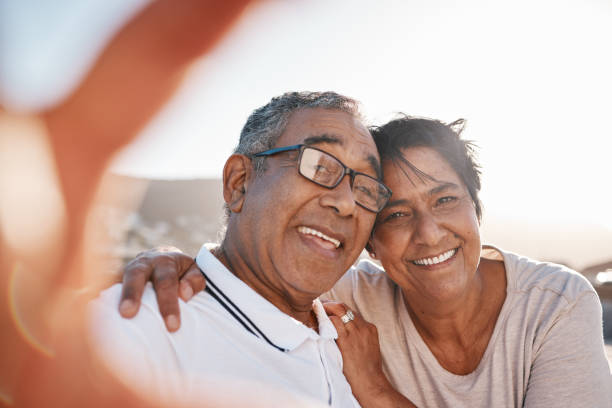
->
[[119, 300, 135, 316], [180, 282, 193, 301], [166, 315, 179, 332]]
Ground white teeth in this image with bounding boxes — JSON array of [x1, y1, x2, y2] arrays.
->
[[413, 248, 456, 266], [297, 226, 341, 248]]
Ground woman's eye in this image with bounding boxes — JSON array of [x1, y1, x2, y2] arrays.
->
[[436, 196, 457, 206], [383, 211, 410, 223]]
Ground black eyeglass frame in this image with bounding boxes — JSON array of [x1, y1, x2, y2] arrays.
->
[[252, 144, 392, 213]]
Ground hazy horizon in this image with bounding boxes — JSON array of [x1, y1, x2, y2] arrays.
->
[[99, 173, 612, 271]]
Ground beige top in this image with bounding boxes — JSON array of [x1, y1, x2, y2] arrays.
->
[[325, 245, 612, 408]]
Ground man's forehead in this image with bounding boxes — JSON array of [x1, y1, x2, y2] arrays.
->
[[284, 108, 368, 139], [280, 108, 380, 174]]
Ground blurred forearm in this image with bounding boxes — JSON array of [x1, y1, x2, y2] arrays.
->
[[42, 0, 254, 284]]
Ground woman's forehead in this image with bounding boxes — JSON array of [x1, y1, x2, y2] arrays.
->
[[382, 147, 459, 185]]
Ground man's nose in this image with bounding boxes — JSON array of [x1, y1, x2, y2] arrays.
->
[[319, 175, 357, 216]]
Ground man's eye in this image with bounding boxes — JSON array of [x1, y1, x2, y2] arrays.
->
[[355, 185, 375, 198], [314, 164, 331, 174]]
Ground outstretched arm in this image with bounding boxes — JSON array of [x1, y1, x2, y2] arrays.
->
[[4, 1, 256, 406], [43, 0, 253, 288]]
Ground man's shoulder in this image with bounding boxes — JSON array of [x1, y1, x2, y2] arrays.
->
[[88, 283, 228, 361], [87, 283, 261, 374]]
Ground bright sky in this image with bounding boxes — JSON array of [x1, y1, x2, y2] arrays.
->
[[2, 0, 612, 231]]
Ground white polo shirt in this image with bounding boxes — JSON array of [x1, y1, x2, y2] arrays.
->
[[88, 245, 360, 408]]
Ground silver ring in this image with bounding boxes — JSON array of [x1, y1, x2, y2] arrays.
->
[[340, 309, 355, 324]]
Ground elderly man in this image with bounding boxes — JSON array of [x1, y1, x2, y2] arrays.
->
[[88, 91, 391, 407]]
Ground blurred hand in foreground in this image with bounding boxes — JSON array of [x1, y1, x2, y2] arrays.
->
[[1, 0, 255, 406]]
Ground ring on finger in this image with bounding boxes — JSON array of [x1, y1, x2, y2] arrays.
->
[[340, 309, 355, 324]]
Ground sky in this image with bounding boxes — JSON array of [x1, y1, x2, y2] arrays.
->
[[1, 0, 612, 232]]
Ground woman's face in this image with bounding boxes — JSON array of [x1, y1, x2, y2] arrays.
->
[[369, 146, 481, 305]]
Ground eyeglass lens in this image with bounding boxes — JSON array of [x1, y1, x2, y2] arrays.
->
[[299, 147, 385, 211]]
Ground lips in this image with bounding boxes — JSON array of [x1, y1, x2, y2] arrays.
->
[[412, 248, 458, 266], [297, 226, 342, 249]]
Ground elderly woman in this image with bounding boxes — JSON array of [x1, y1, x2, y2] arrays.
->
[[117, 116, 611, 407]]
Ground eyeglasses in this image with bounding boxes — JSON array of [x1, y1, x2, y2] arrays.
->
[[253, 144, 392, 213]]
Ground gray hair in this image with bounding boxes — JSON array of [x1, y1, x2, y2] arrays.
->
[[235, 91, 363, 174]]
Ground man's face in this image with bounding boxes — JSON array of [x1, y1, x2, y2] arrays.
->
[[236, 108, 379, 300]]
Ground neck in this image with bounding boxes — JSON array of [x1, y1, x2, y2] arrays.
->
[[403, 259, 506, 345], [212, 242, 318, 329], [403, 270, 487, 343]]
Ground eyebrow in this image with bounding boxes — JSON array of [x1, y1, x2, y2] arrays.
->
[[384, 198, 410, 208], [429, 182, 460, 196], [384, 182, 460, 208], [303, 134, 382, 178], [303, 134, 343, 146]]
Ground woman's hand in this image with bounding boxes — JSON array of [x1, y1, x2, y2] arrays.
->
[[118, 246, 206, 331], [323, 302, 417, 408]]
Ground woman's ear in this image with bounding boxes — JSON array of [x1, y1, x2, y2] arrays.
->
[[365, 239, 378, 259], [223, 154, 252, 214]]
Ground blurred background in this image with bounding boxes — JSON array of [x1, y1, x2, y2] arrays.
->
[[1, 0, 611, 359]]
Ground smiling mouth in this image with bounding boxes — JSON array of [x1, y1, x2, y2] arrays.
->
[[297, 226, 341, 249], [412, 248, 458, 266]]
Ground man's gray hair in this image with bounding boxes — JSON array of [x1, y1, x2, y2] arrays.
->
[[235, 91, 363, 174]]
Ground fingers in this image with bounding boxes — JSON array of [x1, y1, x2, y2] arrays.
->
[[178, 263, 206, 302], [117, 247, 195, 333], [323, 301, 349, 318], [119, 259, 152, 318], [328, 315, 348, 338], [323, 302, 356, 338], [151, 254, 183, 332]]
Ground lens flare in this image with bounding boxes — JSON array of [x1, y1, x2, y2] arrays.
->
[[7, 262, 55, 359]]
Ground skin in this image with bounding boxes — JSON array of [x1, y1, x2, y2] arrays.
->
[[368, 147, 506, 375], [117, 146, 505, 407], [324, 302, 413, 408], [214, 107, 379, 327], [120, 108, 382, 329], [2, 1, 255, 406], [116, 147, 506, 407], [372, 147, 483, 310], [318, 147, 504, 406], [118, 110, 414, 407]]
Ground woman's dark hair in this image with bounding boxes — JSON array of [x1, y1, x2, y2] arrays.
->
[[370, 115, 483, 220]]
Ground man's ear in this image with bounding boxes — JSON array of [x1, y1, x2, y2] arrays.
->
[[223, 154, 252, 214]]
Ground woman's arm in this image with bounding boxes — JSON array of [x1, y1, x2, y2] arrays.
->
[[323, 302, 418, 408], [118, 247, 206, 331]]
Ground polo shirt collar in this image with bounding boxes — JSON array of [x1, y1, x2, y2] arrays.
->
[[195, 244, 338, 352]]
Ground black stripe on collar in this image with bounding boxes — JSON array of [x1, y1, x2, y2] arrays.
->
[[197, 265, 287, 353]]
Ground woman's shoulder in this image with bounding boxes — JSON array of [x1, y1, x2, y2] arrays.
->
[[484, 245, 596, 305]]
